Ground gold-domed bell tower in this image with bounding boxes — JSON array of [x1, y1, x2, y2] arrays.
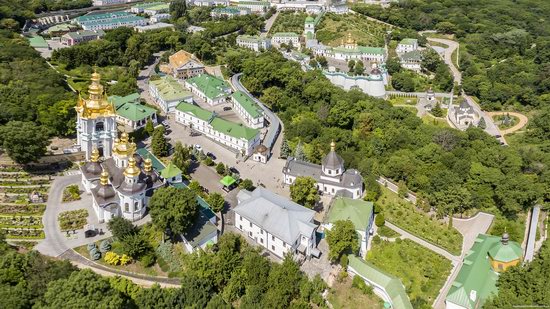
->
[[76, 71, 118, 160]]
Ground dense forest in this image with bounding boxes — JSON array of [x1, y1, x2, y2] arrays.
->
[[229, 50, 549, 230], [0, 232, 326, 308], [0, 0, 91, 30], [352, 0, 550, 110]]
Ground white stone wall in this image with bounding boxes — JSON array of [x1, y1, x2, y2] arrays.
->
[[236, 214, 297, 258], [323, 72, 386, 98]]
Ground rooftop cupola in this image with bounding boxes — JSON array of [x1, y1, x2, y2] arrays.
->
[[124, 156, 141, 178], [322, 140, 344, 177], [76, 71, 115, 119]]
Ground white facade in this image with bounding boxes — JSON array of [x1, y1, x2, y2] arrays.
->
[[77, 115, 118, 160], [234, 188, 318, 258], [237, 2, 270, 13], [149, 80, 193, 113], [93, 0, 128, 5], [149, 13, 171, 23], [231, 93, 265, 129], [396, 39, 418, 54], [80, 18, 147, 31], [236, 35, 272, 51], [175, 107, 261, 156], [323, 70, 386, 98], [271, 33, 300, 49], [115, 112, 157, 131]]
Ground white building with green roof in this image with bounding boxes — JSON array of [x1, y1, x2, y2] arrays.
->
[[323, 197, 374, 256], [231, 91, 265, 129], [175, 102, 260, 156], [184, 74, 232, 106], [236, 1, 270, 13], [149, 75, 193, 113], [445, 233, 522, 309], [271, 32, 301, 49], [236, 35, 271, 51], [347, 255, 413, 309], [311, 33, 386, 63], [396, 38, 418, 54], [109, 93, 158, 130], [74, 12, 147, 31], [211, 6, 251, 18]]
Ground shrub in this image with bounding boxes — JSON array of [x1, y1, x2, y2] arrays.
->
[[140, 253, 156, 267], [337, 270, 348, 282], [203, 157, 214, 166], [89, 247, 101, 260], [120, 254, 131, 266], [340, 254, 348, 268], [87, 243, 97, 251], [215, 162, 225, 175], [105, 252, 120, 265], [352, 275, 373, 295], [375, 213, 385, 227], [99, 240, 112, 253], [372, 235, 381, 245]]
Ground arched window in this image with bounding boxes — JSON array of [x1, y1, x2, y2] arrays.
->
[[95, 122, 104, 132], [134, 202, 139, 210], [124, 203, 129, 212]]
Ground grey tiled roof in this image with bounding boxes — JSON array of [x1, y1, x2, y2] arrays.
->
[[234, 188, 317, 244], [322, 150, 344, 170], [283, 158, 363, 190]]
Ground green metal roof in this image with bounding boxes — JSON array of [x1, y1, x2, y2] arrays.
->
[[399, 38, 417, 45], [237, 35, 269, 43], [273, 32, 299, 38], [28, 36, 48, 48], [181, 208, 218, 248], [348, 255, 413, 309], [150, 76, 192, 102], [48, 23, 78, 33], [332, 46, 385, 55], [160, 162, 182, 179], [175, 102, 214, 122], [186, 74, 230, 100], [326, 197, 373, 231], [305, 16, 315, 23], [231, 91, 262, 118], [210, 117, 259, 140], [136, 148, 165, 171], [109, 93, 156, 122], [212, 7, 241, 14], [75, 11, 131, 23], [488, 240, 522, 263], [237, 1, 269, 6], [400, 50, 422, 61], [220, 175, 236, 187], [446, 234, 522, 309]]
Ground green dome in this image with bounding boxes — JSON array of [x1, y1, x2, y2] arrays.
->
[[305, 16, 315, 23], [488, 241, 522, 263]]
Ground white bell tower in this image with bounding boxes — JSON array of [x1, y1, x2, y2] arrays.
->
[[76, 71, 118, 160]]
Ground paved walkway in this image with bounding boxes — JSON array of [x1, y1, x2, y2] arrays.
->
[[486, 111, 529, 135], [262, 10, 279, 36]]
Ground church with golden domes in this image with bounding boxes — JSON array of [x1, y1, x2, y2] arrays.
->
[[78, 73, 165, 223]]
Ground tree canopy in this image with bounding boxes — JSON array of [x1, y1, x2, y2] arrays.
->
[[148, 186, 198, 235], [290, 177, 319, 209], [326, 220, 359, 261]]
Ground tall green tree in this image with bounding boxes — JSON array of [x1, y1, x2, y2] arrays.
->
[[0, 121, 51, 164], [326, 220, 359, 261], [107, 217, 136, 240], [294, 141, 306, 161], [290, 177, 319, 209], [206, 192, 225, 214], [151, 126, 169, 157], [148, 186, 198, 235], [172, 141, 190, 173], [170, 0, 187, 20]]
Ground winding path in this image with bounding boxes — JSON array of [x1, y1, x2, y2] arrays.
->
[[486, 111, 529, 135]]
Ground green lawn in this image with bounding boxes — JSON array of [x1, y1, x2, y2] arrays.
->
[[327, 276, 384, 309], [377, 226, 400, 238], [388, 96, 417, 105], [269, 11, 308, 34], [422, 113, 450, 128], [378, 187, 463, 255], [367, 239, 452, 306], [316, 13, 389, 47]]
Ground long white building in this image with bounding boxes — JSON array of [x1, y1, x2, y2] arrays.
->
[[236, 35, 272, 51], [234, 187, 320, 258], [175, 102, 260, 156], [231, 91, 265, 129], [323, 64, 386, 98]]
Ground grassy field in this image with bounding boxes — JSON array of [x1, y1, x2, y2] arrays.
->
[[378, 187, 463, 255], [388, 96, 417, 105], [327, 276, 384, 309], [316, 13, 389, 47], [269, 11, 308, 34], [422, 115, 450, 128], [367, 239, 452, 306]]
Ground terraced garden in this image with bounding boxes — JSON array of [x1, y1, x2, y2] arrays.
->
[[316, 13, 390, 47], [0, 168, 54, 239], [269, 11, 309, 34]]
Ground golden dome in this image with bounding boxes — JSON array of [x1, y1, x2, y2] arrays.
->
[[143, 158, 152, 172], [90, 148, 100, 162], [76, 72, 115, 119], [112, 132, 136, 158], [330, 140, 336, 152], [100, 170, 110, 186], [124, 157, 141, 178]]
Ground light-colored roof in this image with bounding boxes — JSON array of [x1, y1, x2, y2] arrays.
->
[[237, 35, 270, 44], [186, 74, 230, 100], [326, 197, 373, 231], [400, 50, 422, 61], [273, 32, 299, 38], [160, 162, 182, 179], [237, 1, 270, 5], [348, 255, 413, 309], [134, 23, 173, 31], [28, 35, 48, 48], [150, 76, 192, 102], [63, 29, 105, 40], [399, 38, 418, 46], [488, 239, 522, 263], [109, 93, 156, 122], [75, 11, 131, 23], [305, 16, 315, 23], [446, 234, 521, 309], [332, 46, 385, 55], [231, 91, 263, 118], [169, 50, 202, 69], [234, 188, 317, 244], [80, 15, 146, 27]]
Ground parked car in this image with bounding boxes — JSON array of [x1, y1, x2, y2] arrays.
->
[[207, 152, 216, 160], [223, 106, 232, 111], [194, 144, 203, 151], [229, 167, 239, 175], [161, 120, 169, 126]]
